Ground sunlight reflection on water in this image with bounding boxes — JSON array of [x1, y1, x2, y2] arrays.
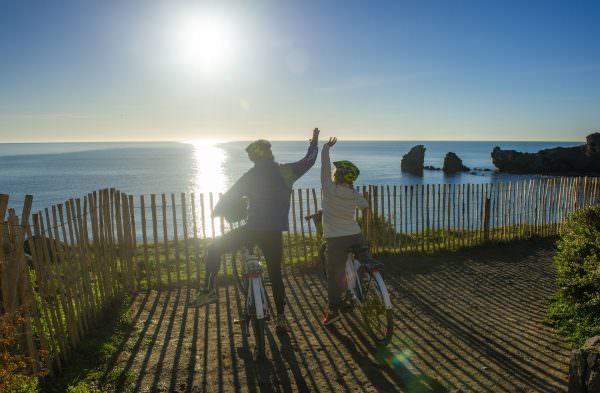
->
[[189, 140, 228, 196], [187, 140, 229, 236]]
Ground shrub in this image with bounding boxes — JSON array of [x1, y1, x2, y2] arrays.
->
[[359, 215, 396, 247], [548, 205, 600, 346], [66, 381, 101, 393], [0, 311, 42, 393]]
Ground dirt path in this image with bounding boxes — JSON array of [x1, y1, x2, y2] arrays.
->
[[106, 239, 570, 393]]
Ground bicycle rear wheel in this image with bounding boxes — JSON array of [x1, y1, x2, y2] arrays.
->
[[358, 272, 393, 345], [248, 278, 267, 360], [251, 317, 266, 360]]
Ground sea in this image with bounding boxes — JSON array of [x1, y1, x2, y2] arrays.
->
[[0, 140, 581, 212]]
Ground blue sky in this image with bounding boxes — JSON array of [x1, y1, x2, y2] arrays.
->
[[0, 0, 599, 142]]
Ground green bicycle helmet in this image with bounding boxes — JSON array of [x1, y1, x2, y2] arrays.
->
[[245, 139, 273, 162], [333, 160, 360, 183]]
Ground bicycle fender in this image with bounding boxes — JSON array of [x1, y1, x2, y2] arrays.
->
[[251, 278, 266, 319], [345, 256, 359, 299], [373, 272, 392, 310]]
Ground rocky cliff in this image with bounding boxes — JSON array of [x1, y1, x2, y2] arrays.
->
[[491, 132, 600, 174]]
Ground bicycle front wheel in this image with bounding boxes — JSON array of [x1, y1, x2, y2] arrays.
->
[[358, 272, 393, 345]]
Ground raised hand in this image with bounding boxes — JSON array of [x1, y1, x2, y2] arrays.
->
[[312, 128, 320, 142], [326, 137, 337, 148]]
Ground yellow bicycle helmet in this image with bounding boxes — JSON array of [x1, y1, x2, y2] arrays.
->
[[333, 160, 360, 183]]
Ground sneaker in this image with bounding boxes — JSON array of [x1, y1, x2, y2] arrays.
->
[[322, 311, 341, 326], [193, 289, 217, 306], [275, 315, 288, 334]]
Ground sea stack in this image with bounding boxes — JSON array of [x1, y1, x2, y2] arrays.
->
[[491, 132, 600, 174], [401, 145, 425, 175], [443, 152, 470, 174]]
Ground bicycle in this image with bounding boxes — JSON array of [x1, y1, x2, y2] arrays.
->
[[219, 206, 270, 361], [231, 245, 270, 360], [305, 211, 394, 345]]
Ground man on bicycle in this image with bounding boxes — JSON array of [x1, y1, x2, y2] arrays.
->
[[195, 128, 320, 333], [320, 137, 369, 325]]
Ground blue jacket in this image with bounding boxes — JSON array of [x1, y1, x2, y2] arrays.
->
[[214, 140, 318, 231]]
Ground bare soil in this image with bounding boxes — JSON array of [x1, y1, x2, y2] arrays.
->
[[104, 238, 570, 393]]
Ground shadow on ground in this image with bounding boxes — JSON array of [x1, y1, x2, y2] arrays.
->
[[100, 238, 569, 392]]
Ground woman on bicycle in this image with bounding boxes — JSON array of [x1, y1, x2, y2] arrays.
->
[[320, 137, 369, 325]]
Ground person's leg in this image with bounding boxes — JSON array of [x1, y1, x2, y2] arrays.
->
[[324, 233, 364, 321], [325, 236, 350, 312], [257, 231, 285, 316], [200, 225, 249, 295]]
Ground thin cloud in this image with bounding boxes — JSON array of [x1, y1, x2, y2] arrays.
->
[[522, 64, 600, 76], [317, 72, 434, 94], [554, 64, 600, 74], [0, 112, 96, 120]]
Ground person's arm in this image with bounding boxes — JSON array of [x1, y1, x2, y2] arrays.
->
[[355, 190, 369, 209], [321, 139, 336, 193], [213, 170, 250, 217], [280, 128, 320, 184]]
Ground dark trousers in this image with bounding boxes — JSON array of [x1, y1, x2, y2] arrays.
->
[[325, 233, 364, 311], [205, 225, 286, 315]]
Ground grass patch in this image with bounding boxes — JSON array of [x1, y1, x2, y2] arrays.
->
[[102, 222, 560, 288], [41, 294, 137, 393]]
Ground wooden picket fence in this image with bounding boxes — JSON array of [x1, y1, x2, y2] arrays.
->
[[1, 176, 599, 375]]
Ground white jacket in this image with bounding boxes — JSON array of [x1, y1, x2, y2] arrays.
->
[[321, 145, 369, 238]]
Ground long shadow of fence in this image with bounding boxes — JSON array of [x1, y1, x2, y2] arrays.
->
[[78, 238, 570, 392]]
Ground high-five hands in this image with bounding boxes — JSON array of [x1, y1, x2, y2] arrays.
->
[[326, 137, 337, 148]]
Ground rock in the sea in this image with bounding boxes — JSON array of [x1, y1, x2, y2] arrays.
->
[[586, 133, 600, 157], [424, 165, 441, 171], [443, 152, 470, 174], [401, 145, 425, 175], [492, 132, 600, 174], [569, 335, 600, 393]]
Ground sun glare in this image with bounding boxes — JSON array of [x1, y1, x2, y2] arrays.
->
[[173, 14, 235, 73]]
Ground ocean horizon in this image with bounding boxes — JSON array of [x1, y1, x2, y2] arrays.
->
[[0, 140, 582, 211]]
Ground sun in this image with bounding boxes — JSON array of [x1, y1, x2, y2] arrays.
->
[[173, 14, 235, 73]]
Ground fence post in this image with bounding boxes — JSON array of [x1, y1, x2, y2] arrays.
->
[[483, 197, 491, 242]]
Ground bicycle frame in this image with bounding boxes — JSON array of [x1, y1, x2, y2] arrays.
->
[[224, 219, 270, 358]]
